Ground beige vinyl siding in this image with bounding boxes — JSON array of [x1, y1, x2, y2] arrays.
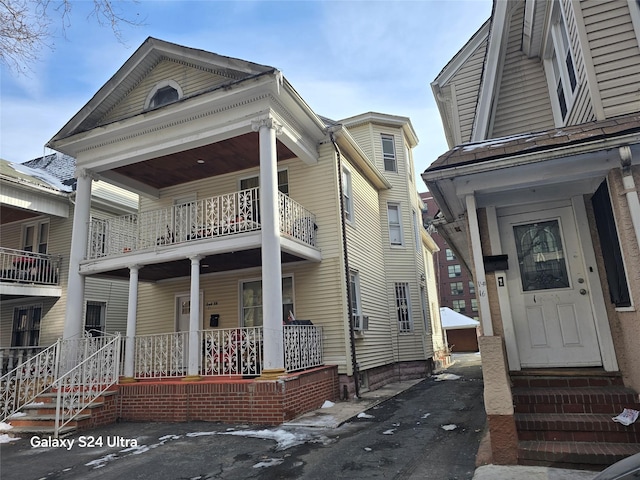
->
[[447, 37, 488, 143], [99, 59, 234, 126], [135, 145, 354, 373], [491, 3, 555, 137], [582, 0, 640, 118], [343, 157, 395, 370], [85, 277, 129, 334]]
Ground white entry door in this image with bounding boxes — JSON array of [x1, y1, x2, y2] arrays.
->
[[176, 295, 191, 332], [499, 206, 602, 367]]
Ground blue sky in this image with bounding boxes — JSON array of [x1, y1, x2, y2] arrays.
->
[[0, 0, 492, 179]]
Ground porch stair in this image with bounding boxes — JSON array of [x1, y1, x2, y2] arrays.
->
[[2, 388, 118, 437], [511, 370, 640, 470]]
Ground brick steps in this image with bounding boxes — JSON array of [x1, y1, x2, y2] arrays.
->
[[1, 389, 118, 436], [519, 441, 640, 469], [512, 372, 640, 469]]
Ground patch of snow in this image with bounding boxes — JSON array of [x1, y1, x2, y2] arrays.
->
[[421, 413, 431, 419], [0, 422, 13, 431], [0, 434, 20, 444], [10, 162, 73, 192], [9, 412, 26, 418], [434, 373, 461, 381], [26, 402, 45, 407], [253, 458, 284, 468], [86, 453, 118, 469], [364, 447, 372, 452], [441, 424, 457, 431], [321, 400, 335, 409], [357, 413, 375, 419], [382, 429, 395, 435]]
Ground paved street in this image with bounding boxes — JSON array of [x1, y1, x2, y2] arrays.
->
[[0, 354, 485, 480]]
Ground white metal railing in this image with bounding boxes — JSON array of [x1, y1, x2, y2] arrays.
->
[[54, 334, 121, 437], [284, 324, 324, 372], [0, 346, 46, 377], [87, 188, 318, 259], [129, 325, 323, 379], [201, 327, 263, 376], [279, 192, 317, 246], [0, 247, 61, 285], [131, 331, 189, 379], [0, 342, 59, 423], [87, 188, 261, 258]]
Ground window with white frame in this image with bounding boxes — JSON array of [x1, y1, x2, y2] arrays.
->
[[342, 167, 354, 223], [349, 271, 362, 324], [448, 264, 462, 277], [241, 276, 293, 327], [23, 220, 49, 253], [381, 134, 397, 172], [388, 203, 403, 246], [405, 143, 413, 183], [395, 282, 412, 332], [240, 169, 289, 194], [471, 298, 479, 312], [85, 301, 106, 336], [12, 304, 42, 347], [146, 80, 183, 110], [453, 299, 466, 313], [450, 281, 464, 296], [545, 5, 577, 123], [469, 281, 476, 295], [445, 248, 456, 261]]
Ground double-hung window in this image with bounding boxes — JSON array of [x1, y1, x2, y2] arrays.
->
[[382, 134, 397, 172], [342, 168, 354, 223], [448, 264, 462, 277], [12, 304, 42, 347], [349, 271, 363, 329], [388, 203, 403, 246], [545, 6, 577, 123], [85, 301, 106, 336], [23, 221, 49, 253], [241, 276, 293, 326], [450, 282, 464, 296], [453, 299, 466, 313]]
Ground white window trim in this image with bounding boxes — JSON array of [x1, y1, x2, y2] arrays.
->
[[22, 219, 50, 253], [412, 209, 420, 252], [239, 274, 294, 327], [381, 134, 397, 172], [342, 166, 354, 225], [144, 80, 183, 110], [85, 300, 107, 334], [543, 4, 578, 126], [395, 282, 413, 333], [238, 168, 289, 193], [387, 202, 404, 247]]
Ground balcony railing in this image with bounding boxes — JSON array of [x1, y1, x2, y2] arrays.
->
[[128, 325, 323, 379], [0, 248, 61, 286], [87, 188, 316, 259]]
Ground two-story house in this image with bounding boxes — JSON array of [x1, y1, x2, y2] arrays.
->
[[30, 37, 440, 427], [0, 154, 137, 374], [424, 0, 640, 469]]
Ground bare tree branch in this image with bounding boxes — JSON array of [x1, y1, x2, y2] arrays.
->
[[0, 0, 143, 74]]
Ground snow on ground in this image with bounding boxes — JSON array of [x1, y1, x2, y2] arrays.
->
[[433, 373, 461, 381], [441, 424, 458, 431], [0, 434, 20, 444]]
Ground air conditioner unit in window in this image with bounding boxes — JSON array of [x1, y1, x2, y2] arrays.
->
[[353, 315, 369, 331]]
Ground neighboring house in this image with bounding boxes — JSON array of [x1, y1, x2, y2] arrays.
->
[[38, 37, 440, 425], [0, 154, 137, 373], [424, 0, 640, 469], [420, 192, 478, 322]]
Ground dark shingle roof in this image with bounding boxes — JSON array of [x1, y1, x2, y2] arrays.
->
[[23, 152, 77, 190]]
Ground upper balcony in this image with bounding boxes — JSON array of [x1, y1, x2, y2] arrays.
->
[[85, 188, 319, 279], [0, 248, 63, 298]]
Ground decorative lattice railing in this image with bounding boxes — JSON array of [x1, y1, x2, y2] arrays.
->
[[0, 247, 61, 285]]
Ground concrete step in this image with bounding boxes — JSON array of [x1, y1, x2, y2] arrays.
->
[[518, 440, 640, 469]]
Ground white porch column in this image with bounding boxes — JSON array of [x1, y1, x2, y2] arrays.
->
[[122, 264, 141, 382], [465, 194, 493, 336], [253, 116, 285, 378], [63, 169, 93, 340], [185, 255, 203, 381]]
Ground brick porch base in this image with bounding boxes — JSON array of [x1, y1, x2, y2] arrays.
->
[[116, 365, 339, 425]]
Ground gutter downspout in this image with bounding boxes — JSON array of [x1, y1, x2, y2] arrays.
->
[[330, 130, 360, 399], [619, 146, 640, 254]]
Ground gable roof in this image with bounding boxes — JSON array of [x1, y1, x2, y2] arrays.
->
[[23, 152, 77, 190], [49, 37, 277, 143]]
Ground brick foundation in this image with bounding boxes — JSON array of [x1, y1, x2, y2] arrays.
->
[[115, 365, 339, 425]]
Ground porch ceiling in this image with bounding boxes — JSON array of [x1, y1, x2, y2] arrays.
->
[[112, 132, 296, 189], [96, 248, 304, 282], [0, 205, 41, 225]]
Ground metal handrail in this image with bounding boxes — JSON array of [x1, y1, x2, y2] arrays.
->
[[54, 334, 121, 438], [0, 247, 62, 285]]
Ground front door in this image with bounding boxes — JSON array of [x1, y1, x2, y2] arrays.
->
[[499, 205, 602, 367]]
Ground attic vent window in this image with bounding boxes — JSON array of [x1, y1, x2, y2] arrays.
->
[[150, 86, 178, 108], [145, 80, 183, 110]]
